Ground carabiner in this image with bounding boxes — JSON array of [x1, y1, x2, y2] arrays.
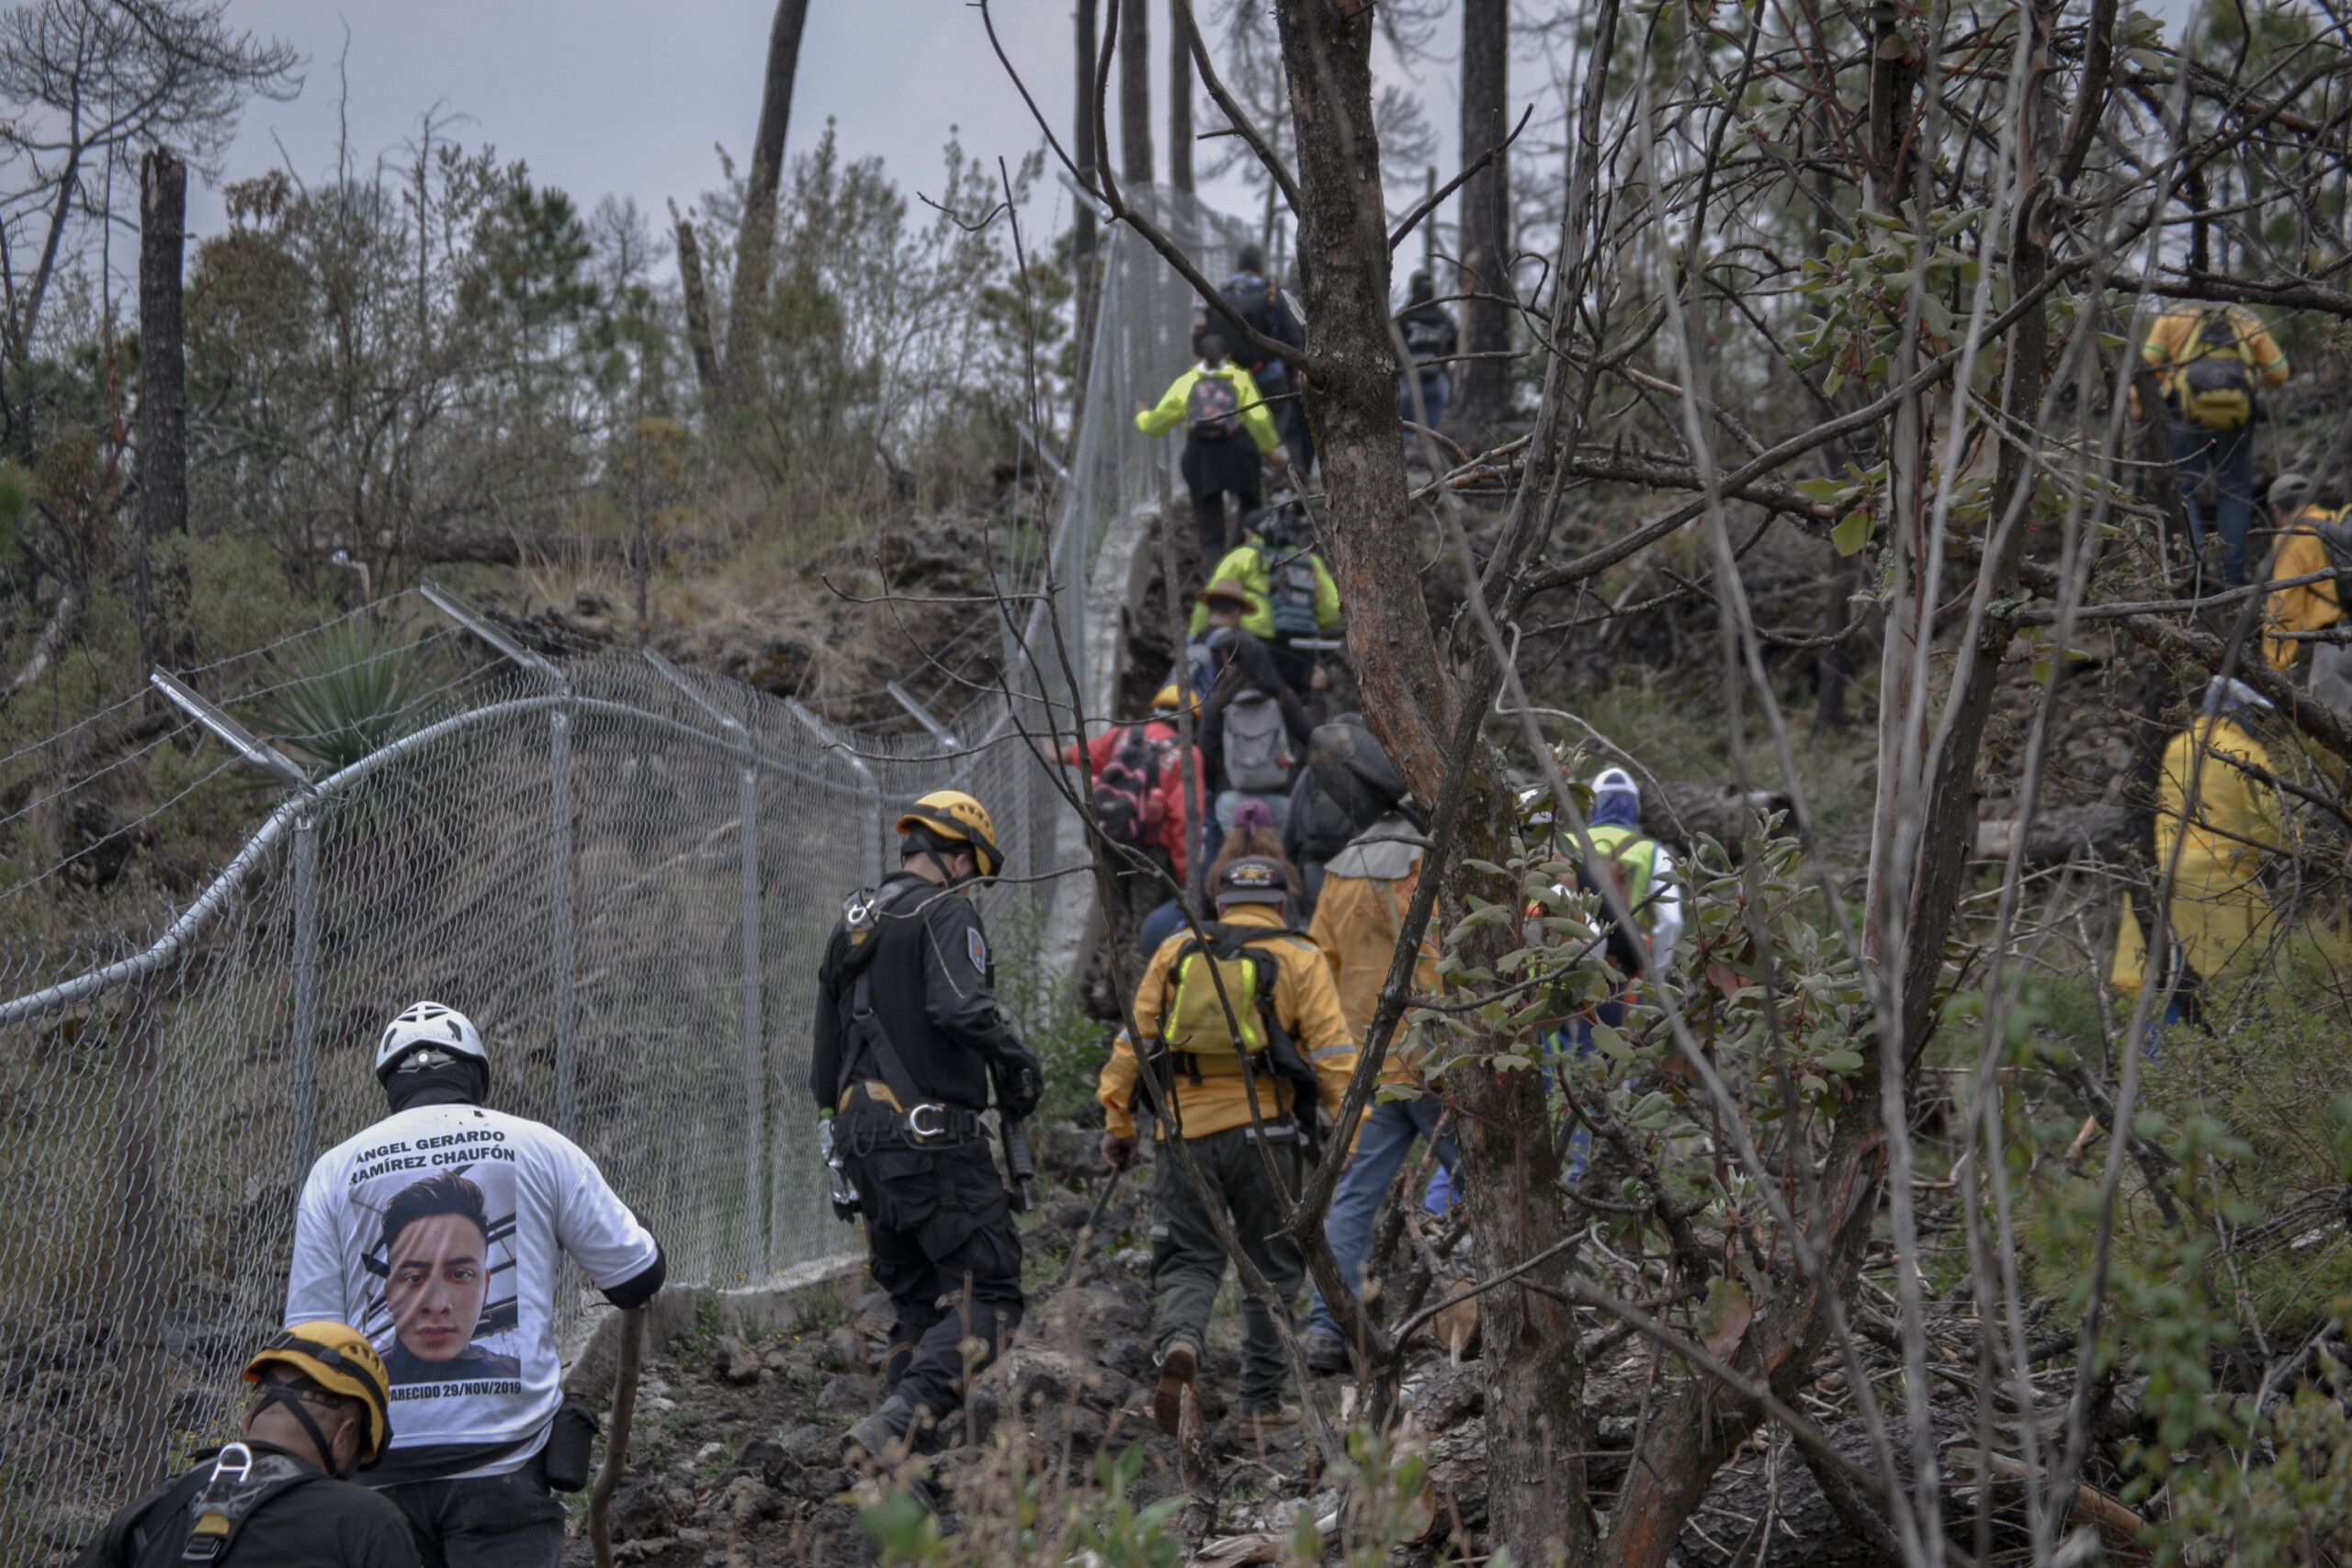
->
[[905, 1103, 946, 1141]]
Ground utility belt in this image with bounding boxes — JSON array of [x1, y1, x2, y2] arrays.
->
[[835, 1089, 987, 1152], [1147, 1041, 1287, 1089]]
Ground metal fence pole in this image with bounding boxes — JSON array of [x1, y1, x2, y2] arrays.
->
[[291, 805, 321, 1174], [111, 979, 166, 1495], [550, 705, 577, 1134], [786, 698, 882, 886], [739, 761, 765, 1273], [999, 593, 1034, 885]]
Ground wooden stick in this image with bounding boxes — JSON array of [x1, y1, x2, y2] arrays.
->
[[589, 1305, 649, 1568]]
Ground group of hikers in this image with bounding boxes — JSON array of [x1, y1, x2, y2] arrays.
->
[[2111, 299, 2352, 1020], [95, 279, 2352, 1566], [76, 750, 1684, 1562]]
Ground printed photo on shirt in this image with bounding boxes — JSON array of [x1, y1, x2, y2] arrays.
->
[[364, 1169, 522, 1385]]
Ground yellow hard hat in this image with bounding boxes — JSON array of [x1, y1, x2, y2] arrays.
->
[[244, 1322, 393, 1465], [1151, 683, 1199, 716], [896, 789, 1001, 877]]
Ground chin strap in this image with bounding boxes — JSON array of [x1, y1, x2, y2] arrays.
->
[[249, 1385, 348, 1478]]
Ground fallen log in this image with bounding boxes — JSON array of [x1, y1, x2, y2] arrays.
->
[[1971, 804, 2131, 866]]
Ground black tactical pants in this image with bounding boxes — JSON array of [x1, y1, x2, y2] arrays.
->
[[868, 1213, 1025, 1427], [853, 1137, 1025, 1429]]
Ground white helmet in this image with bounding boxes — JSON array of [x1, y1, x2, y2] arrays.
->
[[1590, 766, 1639, 800], [373, 1001, 486, 1075]]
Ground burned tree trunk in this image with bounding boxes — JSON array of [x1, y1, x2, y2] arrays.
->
[[1073, 0, 1101, 415], [1119, 0, 1152, 186], [1167, 0, 1193, 193], [1455, 0, 1511, 430], [676, 219, 719, 398], [137, 148, 186, 664], [721, 0, 812, 407]]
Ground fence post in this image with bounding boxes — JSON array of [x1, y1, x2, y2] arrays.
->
[[291, 804, 321, 1174], [786, 698, 882, 886], [112, 978, 167, 1495], [550, 705, 577, 1134], [740, 761, 765, 1273], [998, 596, 1034, 885]]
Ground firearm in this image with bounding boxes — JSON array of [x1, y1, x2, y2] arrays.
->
[[993, 1061, 1037, 1213]]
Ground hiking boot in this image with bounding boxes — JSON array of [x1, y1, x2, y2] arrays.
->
[[1152, 1341, 1199, 1438], [844, 1393, 918, 1467], [1304, 1332, 1351, 1375]]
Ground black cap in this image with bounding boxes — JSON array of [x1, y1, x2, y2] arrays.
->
[[1215, 855, 1290, 906]]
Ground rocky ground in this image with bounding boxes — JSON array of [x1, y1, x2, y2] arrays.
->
[[552, 1150, 2140, 1568]]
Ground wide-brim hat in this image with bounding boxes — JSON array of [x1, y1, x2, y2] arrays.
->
[[1200, 578, 1261, 615]]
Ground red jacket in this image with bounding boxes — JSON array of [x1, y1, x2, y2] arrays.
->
[[1064, 721, 1205, 882]]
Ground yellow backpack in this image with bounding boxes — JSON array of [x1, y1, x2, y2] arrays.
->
[[2165, 308, 2256, 432]]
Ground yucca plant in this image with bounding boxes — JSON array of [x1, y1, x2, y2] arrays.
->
[[251, 622, 439, 776]]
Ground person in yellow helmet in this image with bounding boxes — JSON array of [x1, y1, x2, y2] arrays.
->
[[1097, 854, 1357, 1438], [2111, 678, 2290, 1029], [70, 1323, 417, 1568], [1136, 333, 1288, 563], [810, 789, 1043, 1467]]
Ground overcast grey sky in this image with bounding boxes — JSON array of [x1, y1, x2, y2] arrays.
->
[[205, 0, 1473, 272]]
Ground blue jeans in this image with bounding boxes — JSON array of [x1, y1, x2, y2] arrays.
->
[[2170, 423, 2256, 585], [1306, 1094, 1456, 1345], [1550, 992, 1630, 1183], [1399, 369, 1450, 436]]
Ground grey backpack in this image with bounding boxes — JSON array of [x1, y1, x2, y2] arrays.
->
[[1223, 690, 1294, 793]]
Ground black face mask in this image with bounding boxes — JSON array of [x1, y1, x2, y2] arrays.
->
[[380, 1053, 488, 1113]]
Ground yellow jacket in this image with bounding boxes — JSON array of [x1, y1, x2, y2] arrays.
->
[[2143, 303, 2290, 387], [1306, 823, 1438, 1087], [1187, 539, 1342, 640], [2265, 513, 2343, 671], [1135, 362, 1282, 456], [1097, 902, 1357, 1141], [2110, 713, 2286, 987]]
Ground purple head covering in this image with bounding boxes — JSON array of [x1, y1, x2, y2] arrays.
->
[[1231, 797, 1275, 833]]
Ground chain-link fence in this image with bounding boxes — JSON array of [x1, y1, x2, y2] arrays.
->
[[0, 186, 1242, 1560]]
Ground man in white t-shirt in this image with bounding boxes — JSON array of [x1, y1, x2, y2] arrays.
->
[[287, 1002, 665, 1568]]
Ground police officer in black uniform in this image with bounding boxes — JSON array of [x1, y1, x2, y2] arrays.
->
[[811, 789, 1043, 1463]]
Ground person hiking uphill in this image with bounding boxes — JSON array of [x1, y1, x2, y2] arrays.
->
[[1195, 601, 1317, 858], [287, 1004, 664, 1568], [2143, 299, 2290, 586], [1065, 687, 1206, 962], [1537, 769, 1681, 1182], [1096, 854, 1358, 1438], [809, 790, 1044, 1466], [1396, 270, 1458, 440], [2109, 678, 2290, 1032], [1136, 333, 1287, 564], [1296, 723, 1449, 1372], [1195, 243, 1306, 468], [1193, 498, 1342, 704], [72, 1324, 415, 1568]]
